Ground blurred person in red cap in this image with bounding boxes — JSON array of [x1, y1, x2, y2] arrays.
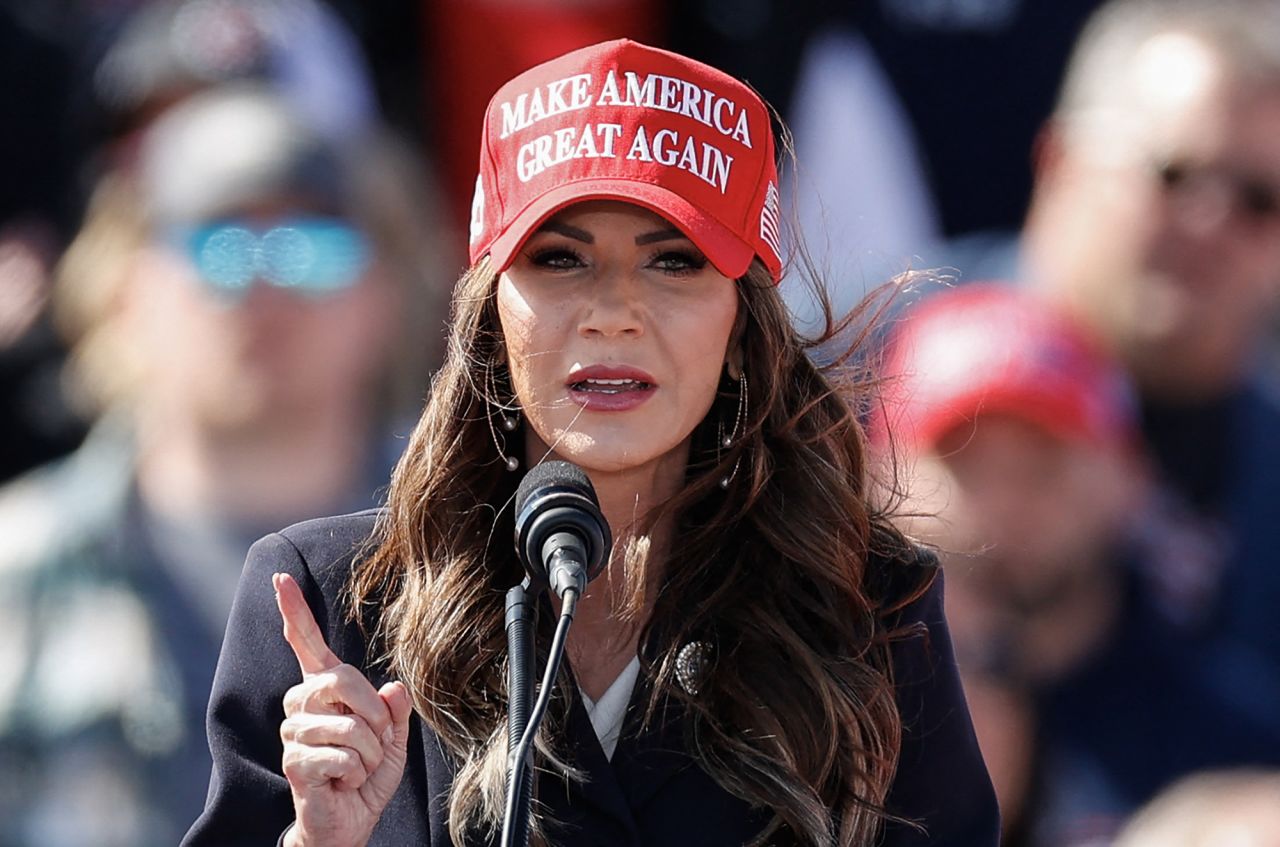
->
[[879, 282, 1145, 843], [1018, 0, 1280, 713], [881, 283, 1144, 681], [184, 39, 999, 847], [879, 282, 1280, 845], [0, 86, 447, 847]]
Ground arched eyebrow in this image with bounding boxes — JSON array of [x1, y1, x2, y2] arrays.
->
[[635, 228, 685, 245], [539, 221, 593, 243], [536, 221, 687, 246]]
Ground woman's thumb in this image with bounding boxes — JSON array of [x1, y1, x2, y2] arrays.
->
[[378, 681, 412, 746]]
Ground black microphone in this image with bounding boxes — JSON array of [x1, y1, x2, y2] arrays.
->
[[513, 460, 611, 598], [502, 462, 611, 847]]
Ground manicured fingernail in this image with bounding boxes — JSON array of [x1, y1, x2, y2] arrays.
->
[[382, 726, 395, 745]]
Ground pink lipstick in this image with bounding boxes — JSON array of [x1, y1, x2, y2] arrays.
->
[[566, 364, 657, 412]]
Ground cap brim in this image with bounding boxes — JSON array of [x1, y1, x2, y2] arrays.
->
[[485, 178, 756, 280], [913, 389, 1116, 452]]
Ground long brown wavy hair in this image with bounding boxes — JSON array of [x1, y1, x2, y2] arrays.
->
[[348, 253, 932, 846]]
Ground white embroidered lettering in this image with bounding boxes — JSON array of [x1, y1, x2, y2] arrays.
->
[[677, 135, 700, 172], [569, 74, 592, 109], [546, 78, 571, 113], [732, 109, 752, 149], [627, 125, 654, 161], [679, 81, 702, 121], [597, 70, 621, 106], [597, 123, 623, 156], [515, 124, 625, 181], [499, 94, 528, 140], [625, 72, 657, 107], [500, 73, 594, 138], [525, 88, 546, 125], [705, 146, 733, 193], [573, 126, 600, 159], [652, 129, 680, 165], [468, 175, 485, 242], [658, 75, 681, 110], [712, 97, 734, 136]]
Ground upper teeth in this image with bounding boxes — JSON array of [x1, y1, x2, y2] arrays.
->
[[585, 378, 632, 385]]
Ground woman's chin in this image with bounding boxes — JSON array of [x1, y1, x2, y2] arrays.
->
[[538, 443, 642, 474], [531, 433, 682, 478]]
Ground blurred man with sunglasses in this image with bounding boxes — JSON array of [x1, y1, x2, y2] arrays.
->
[[1026, 0, 1280, 407], [0, 87, 446, 847], [1016, 0, 1280, 825]]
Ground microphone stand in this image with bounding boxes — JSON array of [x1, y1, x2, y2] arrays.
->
[[504, 580, 536, 847], [504, 460, 607, 846], [501, 586, 580, 847]]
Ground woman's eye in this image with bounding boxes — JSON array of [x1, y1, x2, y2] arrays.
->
[[650, 250, 707, 274], [529, 247, 586, 270]]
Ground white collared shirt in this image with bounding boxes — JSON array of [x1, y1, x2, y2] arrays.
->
[[577, 656, 641, 760]]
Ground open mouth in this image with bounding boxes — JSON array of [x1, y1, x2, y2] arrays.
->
[[569, 378, 654, 394]]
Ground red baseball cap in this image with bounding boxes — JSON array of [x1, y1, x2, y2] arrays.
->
[[467, 39, 783, 282], [877, 283, 1138, 452]]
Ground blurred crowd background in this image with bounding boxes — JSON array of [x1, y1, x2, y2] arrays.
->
[[1, 1, 1278, 845]]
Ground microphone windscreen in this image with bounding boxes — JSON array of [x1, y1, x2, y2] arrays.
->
[[514, 460, 599, 516]]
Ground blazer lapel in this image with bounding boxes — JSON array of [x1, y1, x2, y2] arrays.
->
[[609, 680, 698, 810], [537, 688, 643, 846], [610, 683, 773, 845]]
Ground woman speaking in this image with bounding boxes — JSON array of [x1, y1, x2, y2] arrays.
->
[[183, 40, 998, 847]]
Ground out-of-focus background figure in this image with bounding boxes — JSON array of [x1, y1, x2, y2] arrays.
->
[[891, 3, 1280, 836], [1113, 769, 1280, 847], [0, 76, 445, 847], [1020, 0, 1280, 736], [877, 282, 1280, 845], [877, 283, 1142, 842], [0, 1, 455, 841], [0, 0, 396, 488]]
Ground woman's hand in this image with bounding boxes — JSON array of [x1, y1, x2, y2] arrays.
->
[[274, 572, 412, 847]]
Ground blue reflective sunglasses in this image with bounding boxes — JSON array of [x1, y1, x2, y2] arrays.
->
[[174, 217, 372, 298]]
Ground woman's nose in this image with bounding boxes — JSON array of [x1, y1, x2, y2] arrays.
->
[[577, 267, 644, 338]]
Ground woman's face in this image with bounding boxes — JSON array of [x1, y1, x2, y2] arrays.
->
[[497, 200, 739, 478]]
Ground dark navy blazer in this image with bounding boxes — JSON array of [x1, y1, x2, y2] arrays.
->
[[183, 510, 998, 846]]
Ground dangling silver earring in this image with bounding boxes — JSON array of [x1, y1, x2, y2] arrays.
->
[[486, 360, 521, 472], [488, 402, 521, 472], [718, 371, 747, 489]]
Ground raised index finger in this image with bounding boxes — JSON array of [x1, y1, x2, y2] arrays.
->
[[274, 572, 341, 676]]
